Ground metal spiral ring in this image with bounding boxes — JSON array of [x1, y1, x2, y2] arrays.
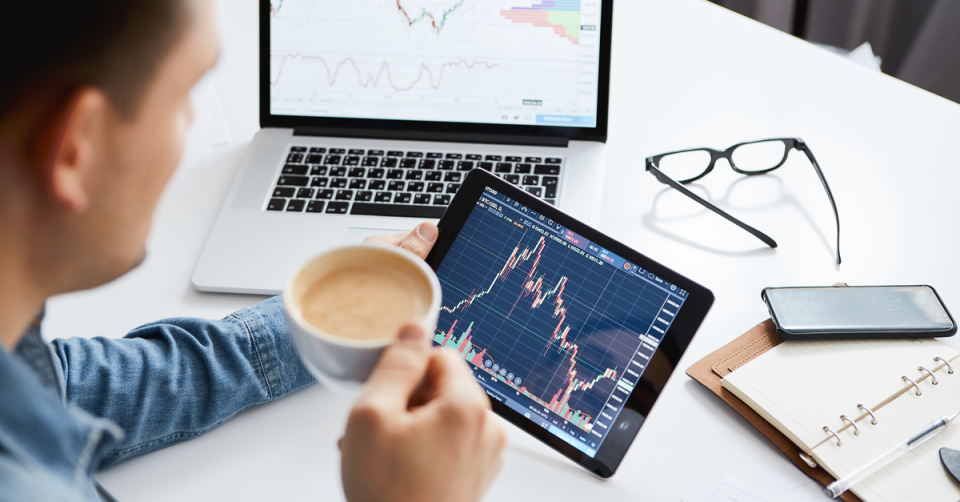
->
[[840, 415, 859, 435], [934, 357, 954, 374], [918, 366, 938, 385], [823, 426, 842, 446], [902, 376, 922, 396], [858, 404, 877, 425]]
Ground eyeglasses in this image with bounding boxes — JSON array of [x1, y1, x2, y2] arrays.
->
[[645, 138, 841, 264]]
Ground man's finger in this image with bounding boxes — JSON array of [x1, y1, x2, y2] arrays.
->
[[420, 348, 489, 410], [357, 323, 433, 412], [397, 222, 438, 259]]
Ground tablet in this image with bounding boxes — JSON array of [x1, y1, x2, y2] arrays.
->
[[425, 169, 714, 477]]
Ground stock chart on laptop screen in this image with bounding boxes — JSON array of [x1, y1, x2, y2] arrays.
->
[[268, 0, 603, 127]]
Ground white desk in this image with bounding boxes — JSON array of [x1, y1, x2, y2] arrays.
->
[[42, 0, 960, 500]]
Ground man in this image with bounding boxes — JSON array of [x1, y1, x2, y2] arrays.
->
[[0, 0, 504, 500]]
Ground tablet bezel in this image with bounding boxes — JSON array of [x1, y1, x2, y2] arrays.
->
[[425, 169, 714, 477]]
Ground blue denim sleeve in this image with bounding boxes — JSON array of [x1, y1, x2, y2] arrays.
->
[[50, 296, 316, 469]]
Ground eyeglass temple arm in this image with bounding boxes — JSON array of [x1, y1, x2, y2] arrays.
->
[[645, 161, 778, 248], [797, 141, 841, 265]]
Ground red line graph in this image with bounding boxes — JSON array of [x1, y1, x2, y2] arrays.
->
[[270, 53, 498, 91], [437, 235, 619, 429]]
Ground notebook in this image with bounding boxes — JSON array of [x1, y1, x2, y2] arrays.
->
[[722, 336, 960, 502]]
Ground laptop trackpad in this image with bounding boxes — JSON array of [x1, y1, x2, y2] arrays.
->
[[342, 227, 412, 244]]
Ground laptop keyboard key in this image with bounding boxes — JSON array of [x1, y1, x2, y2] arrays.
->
[[505, 156, 522, 162], [326, 201, 349, 214], [330, 167, 346, 177], [310, 166, 327, 176], [366, 168, 384, 178], [406, 151, 423, 158], [362, 157, 379, 167], [395, 193, 412, 203], [350, 203, 444, 218], [329, 148, 346, 154], [419, 159, 436, 169], [267, 198, 286, 211], [282, 164, 309, 175], [545, 185, 557, 198], [485, 155, 502, 161], [349, 179, 366, 189], [433, 194, 451, 205], [526, 187, 542, 197], [386, 169, 404, 179], [534, 164, 560, 175], [457, 161, 474, 171], [424, 171, 442, 181], [446, 183, 461, 194], [367, 150, 384, 156], [381, 158, 398, 167], [344, 156, 361, 166], [336, 190, 354, 201], [356, 191, 373, 202], [514, 163, 532, 173], [405, 170, 423, 180], [426, 152, 443, 159], [273, 187, 295, 198], [374, 191, 392, 202], [306, 201, 325, 213], [445, 153, 462, 160], [504, 174, 520, 184], [427, 182, 444, 193], [443, 172, 461, 182], [324, 155, 341, 165], [414, 194, 431, 204], [388, 181, 405, 191], [495, 163, 512, 173], [466, 154, 482, 160], [545, 157, 562, 164], [330, 178, 347, 188], [309, 147, 326, 154], [348, 167, 365, 177], [400, 158, 417, 168], [290, 146, 307, 152], [286, 153, 304, 163], [306, 154, 323, 164], [316, 189, 334, 199], [311, 177, 328, 188], [525, 157, 542, 163], [278, 175, 309, 186], [348, 149, 365, 155], [297, 188, 315, 198], [438, 160, 455, 170], [369, 180, 386, 190], [387, 150, 403, 157], [407, 182, 425, 192], [522, 175, 539, 185], [286, 199, 305, 212], [478, 162, 493, 171]]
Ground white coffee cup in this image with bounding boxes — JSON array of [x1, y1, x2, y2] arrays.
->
[[284, 243, 442, 393]]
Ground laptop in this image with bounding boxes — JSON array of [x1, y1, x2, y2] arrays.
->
[[192, 0, 614, 295]]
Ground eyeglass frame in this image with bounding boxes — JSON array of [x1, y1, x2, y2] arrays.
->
[[644, 138, 841, 265]]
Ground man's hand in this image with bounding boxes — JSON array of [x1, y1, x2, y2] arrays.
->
[[340, 324, 505, 502], [363, 222, 439, 260]]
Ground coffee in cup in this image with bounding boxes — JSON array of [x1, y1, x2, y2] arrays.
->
[[285, 243, 441, 392]]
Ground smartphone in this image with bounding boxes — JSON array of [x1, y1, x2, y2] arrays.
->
[[761, 285, 956, 340]]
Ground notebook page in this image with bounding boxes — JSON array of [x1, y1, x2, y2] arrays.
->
[[721, 337, 957, 452], [812, 356, 960, 502]]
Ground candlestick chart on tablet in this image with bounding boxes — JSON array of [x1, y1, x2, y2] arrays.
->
[[268, 0, 603, 127], [433, 187, 689, 457]]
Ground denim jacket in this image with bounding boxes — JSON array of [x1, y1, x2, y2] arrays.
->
[[0, 296, 315, 501]]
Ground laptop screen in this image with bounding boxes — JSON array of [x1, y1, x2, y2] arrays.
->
[[267, 1, 606, 130]]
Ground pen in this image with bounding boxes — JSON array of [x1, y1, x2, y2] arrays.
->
[[825, 411, 960, 498]]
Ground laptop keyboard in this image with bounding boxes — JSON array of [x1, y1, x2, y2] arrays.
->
[[265, 146, 562, 218]]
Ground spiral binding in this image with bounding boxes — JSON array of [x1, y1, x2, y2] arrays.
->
[[821, 356, 955, 447]]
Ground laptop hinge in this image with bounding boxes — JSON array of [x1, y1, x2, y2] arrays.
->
[[293, 127, 569, 148]]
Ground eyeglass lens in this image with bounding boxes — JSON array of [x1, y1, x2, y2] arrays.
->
[[730, 140, 787, 172], [657, 150, 712, 182]]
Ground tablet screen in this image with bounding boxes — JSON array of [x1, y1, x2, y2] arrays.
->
[[433, 186, 690, 457]]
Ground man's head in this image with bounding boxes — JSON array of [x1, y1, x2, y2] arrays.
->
[[0, 0, 218, 300]]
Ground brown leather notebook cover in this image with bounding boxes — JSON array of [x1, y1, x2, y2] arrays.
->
[[685, 319, 863, 502]]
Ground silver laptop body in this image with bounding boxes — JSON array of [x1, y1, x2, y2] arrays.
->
[[193, 0, 614, 295]]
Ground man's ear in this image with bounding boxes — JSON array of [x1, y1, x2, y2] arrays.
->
[[30, 88, 110, 213]]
